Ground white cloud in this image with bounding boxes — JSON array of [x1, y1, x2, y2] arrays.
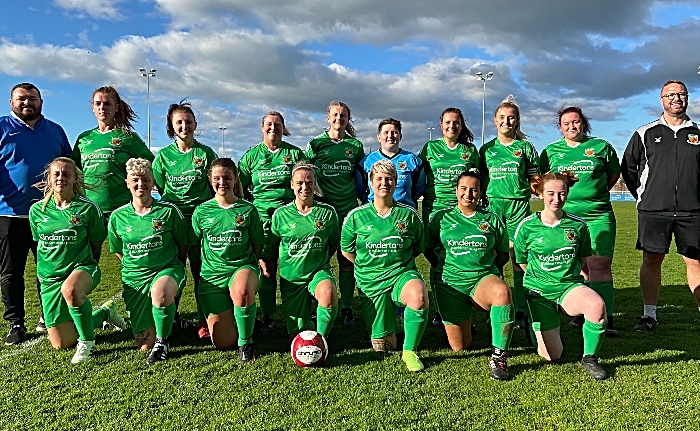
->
[[55, 0, 124, 20]]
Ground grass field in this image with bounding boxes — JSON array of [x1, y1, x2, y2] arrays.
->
[[2, 201, 700, 430]]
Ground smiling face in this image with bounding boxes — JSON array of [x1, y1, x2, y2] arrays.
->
[[261, 114, 284, 145], [126, 172, 154, 199], [370, 171, 396, 199], [172, 111, 197, 143], [440, 112, 462, 142], [660, 82, 688, 118], [456, 175, 481, 212], [210, 165, 236, 197], [494, 107, 518, 139], [92, 92, 117, 125], [542, 179, 568, 213], [559, 112, 584, 143], [327, 105, 349, 134], [11, 87, 42, 123], [377, 124, 401, 153], [291, 168, 315, 202], [50, 161, 76, 195]]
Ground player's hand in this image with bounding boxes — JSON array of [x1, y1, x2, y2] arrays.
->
[[259, 259, 271, 278]]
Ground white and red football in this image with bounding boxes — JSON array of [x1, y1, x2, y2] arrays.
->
[[291, 330, 328, 367]]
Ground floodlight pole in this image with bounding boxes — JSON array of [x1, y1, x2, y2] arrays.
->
[[476, 71, 494, 146], [428, 127, 435, 141], [139, 67, 157, 148], [219, 126, 227, 155]]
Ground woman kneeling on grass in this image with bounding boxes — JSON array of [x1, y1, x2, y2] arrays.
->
[[191, 158, 264, 362], [341, 160, 429, 372], [513, 172, 608, 380], [108, 158, 189, 365], [424, 169, 515, 380], [268, 162, 340, 341], [30, 157, 127, 363]]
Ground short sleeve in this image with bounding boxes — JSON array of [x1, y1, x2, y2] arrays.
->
[[340, 212, 357, 253], [171, 206, 189, 247], [107, 217, 122, 254], [131, 134, 155, 162], [603, 142, 621, 177], [412, 211, 425, 256], [327, 209, 340, 248], [538, 148, 551, 174], [249, 206, 265, 246], [513, 223, 527, 264], [152, 152, 166, 192], [579, 222, 593, 258], [191, 207, 203, 242], [87, 203, 107, 243]]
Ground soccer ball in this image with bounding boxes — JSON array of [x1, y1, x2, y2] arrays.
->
[[291, 331, 328, 367]]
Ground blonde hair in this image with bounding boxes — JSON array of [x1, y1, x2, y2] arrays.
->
[[327, 101, 356, 138], [494, 95, 527, 140], [369, 159, 398, 182], [34, 157, 88, 210], [125, 158, 153, 177], [209, 158, 244, 198], [530, 171, 578, 196], [291, 161, 323, 197], [262, 111, 291, 136]]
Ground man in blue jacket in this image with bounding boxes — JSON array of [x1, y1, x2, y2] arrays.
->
[[0, 83, 71, 345]]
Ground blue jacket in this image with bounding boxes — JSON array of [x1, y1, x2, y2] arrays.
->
[[356, 149, 425, 208], [0, 114, 71, 216]]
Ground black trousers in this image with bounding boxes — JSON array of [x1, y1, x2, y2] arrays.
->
[[0, 217, 41, 326]]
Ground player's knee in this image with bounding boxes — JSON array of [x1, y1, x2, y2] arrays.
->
[[60, 284, 81, 303], [492, 284, 511, 306], [642, 252, 665, 266]]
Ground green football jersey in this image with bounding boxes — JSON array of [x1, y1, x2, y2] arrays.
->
[[480, 138, 538, 199], [418, 139, 480, 211], [192, 198, 265, 287], [539, 137, 620, 218], [513, 212, 592, 292], [30, 196, 106, 281], [340, 201, 424, 295], [238, 141, 305, 220], [71, 128, 154, 214], [270, 201, 339, 283], [306, 132, 365, 217], [108, 200, 188, 285], [427, 207, 508, 285], [152, 140, 218, 217]]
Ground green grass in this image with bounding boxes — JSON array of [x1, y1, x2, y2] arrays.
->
[[2, 201, 700, 430]]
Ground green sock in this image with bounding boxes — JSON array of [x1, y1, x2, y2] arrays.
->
[[258, 275, 277, 316], [92, 306, 109, 329], [194, 278, 205, 322], [234, 303, 257, 346], [429, 268, 438, 313], [339, 271, 355, 309], [68, 300, 95, 342], [402, 306, 428, 351], [153, 303, 176, 339], [590, 281, 614, 315], [316, 305, 338, 338], [513, 271, 527, 314], [582, 318, 606, 356], [490, 304, 515, 351]]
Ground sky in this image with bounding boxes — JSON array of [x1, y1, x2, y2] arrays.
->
[[1, 1, 700, 160]]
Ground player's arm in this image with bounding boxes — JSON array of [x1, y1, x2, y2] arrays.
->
[[538, 148, 551, 174], [107, 217, 123, 262], [151, 154, 166, 195], [526, 142, 539, 180], [424, 213, 439, 268], [603, 142, 621, 191], [412, 160, 425, 202], [178, 246, 188, 265], [495, 251, 509, 271], [90, 242, 102, 262], [355, 163, 369, 202], [513, 225, 528, 273]]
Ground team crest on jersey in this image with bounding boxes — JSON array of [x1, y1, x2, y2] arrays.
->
[[584, 148, 595, 157], [460, 151, 470, 161], [70, 214, 82, 225], [193, 156, 205, 167], [688, 134, 699, 145], [110, 137, 121, 146], [314, 219, 324, 230], [513, 150, 522, 158], [478, 221, 489, 232], [564, 228, 576, 243], [235, 214, 245, 226], [395, 220, 408, 234], [398, 161, 407, 169], [152, 219, 164, 231], [282, 155, 292, 164], [345, 148, 354, 158]]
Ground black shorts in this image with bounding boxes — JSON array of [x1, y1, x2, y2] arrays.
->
[[637, 212, 700, 258]]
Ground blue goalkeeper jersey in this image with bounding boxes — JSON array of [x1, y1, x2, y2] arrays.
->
[[355, 149, 425, 208]]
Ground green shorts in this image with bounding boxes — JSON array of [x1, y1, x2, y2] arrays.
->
[[199, 264, 261, 317], [584, 213, 616, 258], [436, 269, 501, 325], [40, 264, 101, 329], [259, 217, 278, 260], [280, 267, 336, 335], [359, 269, 424, 339], [122, 264, 186, 334], [486, 197, 531, 241], [525, 283, 582, 332]]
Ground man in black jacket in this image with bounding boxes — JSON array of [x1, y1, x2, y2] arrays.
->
[[622, 79, 700, 331]]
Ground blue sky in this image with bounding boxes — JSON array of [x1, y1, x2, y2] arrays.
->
[[1, 1, 700, 160]]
